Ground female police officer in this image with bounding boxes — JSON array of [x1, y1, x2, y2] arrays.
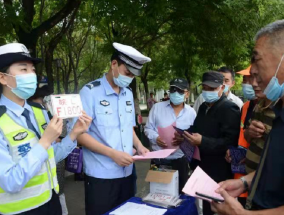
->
[[0, 43, 92, 215]]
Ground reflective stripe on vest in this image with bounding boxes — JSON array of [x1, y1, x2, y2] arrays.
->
[[238, 101, 250, 149], [32, 106, 59, 191], [234, 101, 251, 198], [0, 107, 59, 215]]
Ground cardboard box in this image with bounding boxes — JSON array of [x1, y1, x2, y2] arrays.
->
[[145, 169, 179, 197]]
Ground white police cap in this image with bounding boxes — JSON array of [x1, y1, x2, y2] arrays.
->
[[113, 42, 151, 76], [0, 43, 41, 69]]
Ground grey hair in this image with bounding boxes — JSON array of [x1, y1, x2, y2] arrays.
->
[[255, 20, 284, 44]]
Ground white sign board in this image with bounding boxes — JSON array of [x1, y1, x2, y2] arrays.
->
[[50, 94, 83, 119]]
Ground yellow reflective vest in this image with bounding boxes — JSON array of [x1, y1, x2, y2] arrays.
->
[[0, 105, 59, 215]]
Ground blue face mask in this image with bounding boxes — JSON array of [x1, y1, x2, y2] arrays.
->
[[264, 54, 284, 101], [6, 73, 37, 99], [223, 84, 229, 93], [170, 92, 185, 105], [242, 84, 256, 100], [202, 88, 221, 103], [113, 67, 134, 88]]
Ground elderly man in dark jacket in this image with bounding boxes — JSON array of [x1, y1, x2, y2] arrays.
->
[[183, 71, 240, 215]]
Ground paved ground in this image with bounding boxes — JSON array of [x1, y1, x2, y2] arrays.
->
[[64, 160, 150, 215]]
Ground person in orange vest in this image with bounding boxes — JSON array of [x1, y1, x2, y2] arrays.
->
[[225, 65, 257, 207]]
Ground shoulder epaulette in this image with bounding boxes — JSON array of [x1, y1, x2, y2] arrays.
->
[[27, 101, 46, 110], [0, 105, 7, 117], [126, 86, 132, 91], [86, 81, 101, 90]]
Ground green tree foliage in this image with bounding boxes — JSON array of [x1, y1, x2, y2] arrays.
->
[[0, 0, 284, 98]]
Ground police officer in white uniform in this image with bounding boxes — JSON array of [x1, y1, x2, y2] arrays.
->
[[75, 43, 151, 215]]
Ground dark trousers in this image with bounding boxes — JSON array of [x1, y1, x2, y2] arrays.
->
[[151, 156, 190, 193], [16, 191, 62, 215], [85, 174, 135, 215]]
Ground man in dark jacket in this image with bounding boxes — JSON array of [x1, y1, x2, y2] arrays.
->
[[183, 71, 240, 215]]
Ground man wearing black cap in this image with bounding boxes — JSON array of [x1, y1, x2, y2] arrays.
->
[[145, 78, 196, 193], [74, 43, 151, 215], [193, 67, 243, 113], [183, 71, 240, 215]]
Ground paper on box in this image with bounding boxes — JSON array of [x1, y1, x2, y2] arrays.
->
[[145, 170, 179, 197]]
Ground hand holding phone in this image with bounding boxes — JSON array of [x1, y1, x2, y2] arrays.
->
[[195, 192, 224, 203], [172, 126, 184, 135], [173, 126, 192, 134]]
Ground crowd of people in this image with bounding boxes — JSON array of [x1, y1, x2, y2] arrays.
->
[[1, 19, 284, 215]]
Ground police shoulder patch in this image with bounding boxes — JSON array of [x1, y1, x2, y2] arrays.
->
[[86, 81, 100, 90], [13, 131, 28, 141]]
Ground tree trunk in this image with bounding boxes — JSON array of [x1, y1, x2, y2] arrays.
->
[[129, 78, 141, 115], [141, 78, 149, 98], [141, 77, 149, 109], [45, 50, 54, 93], [73, 68, 78, 93], [184, 68, 191, 85], [18, 31, 38, 57], [141, 64, 150, 101], [4, 0, 81, 57], [129, 77, 138, 99], [63, 65, 71, 94], [44, 6, 79, 94]]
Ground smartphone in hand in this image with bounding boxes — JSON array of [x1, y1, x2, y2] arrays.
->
[[173, 126, 192, 135], [195, 192, 224, 203], [173, 126, 185, 135]]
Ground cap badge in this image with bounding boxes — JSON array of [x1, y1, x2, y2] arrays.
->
[[21, 45, 29, 53]]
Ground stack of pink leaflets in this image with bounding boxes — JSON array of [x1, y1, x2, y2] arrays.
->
[[133, 149, 176, 161], [182, 166, 224, 202]]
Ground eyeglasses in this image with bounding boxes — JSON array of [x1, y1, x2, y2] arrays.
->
[[169, 86, 187, 95]]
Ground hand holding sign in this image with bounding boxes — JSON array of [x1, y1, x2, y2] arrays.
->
[[71, 111, 92, 137], [39, 115, 63, 149], [50, 94, 83, 119], [68, 111, 92, 142]]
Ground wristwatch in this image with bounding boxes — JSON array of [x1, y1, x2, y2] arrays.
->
[[240, 176, 249, 192]]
